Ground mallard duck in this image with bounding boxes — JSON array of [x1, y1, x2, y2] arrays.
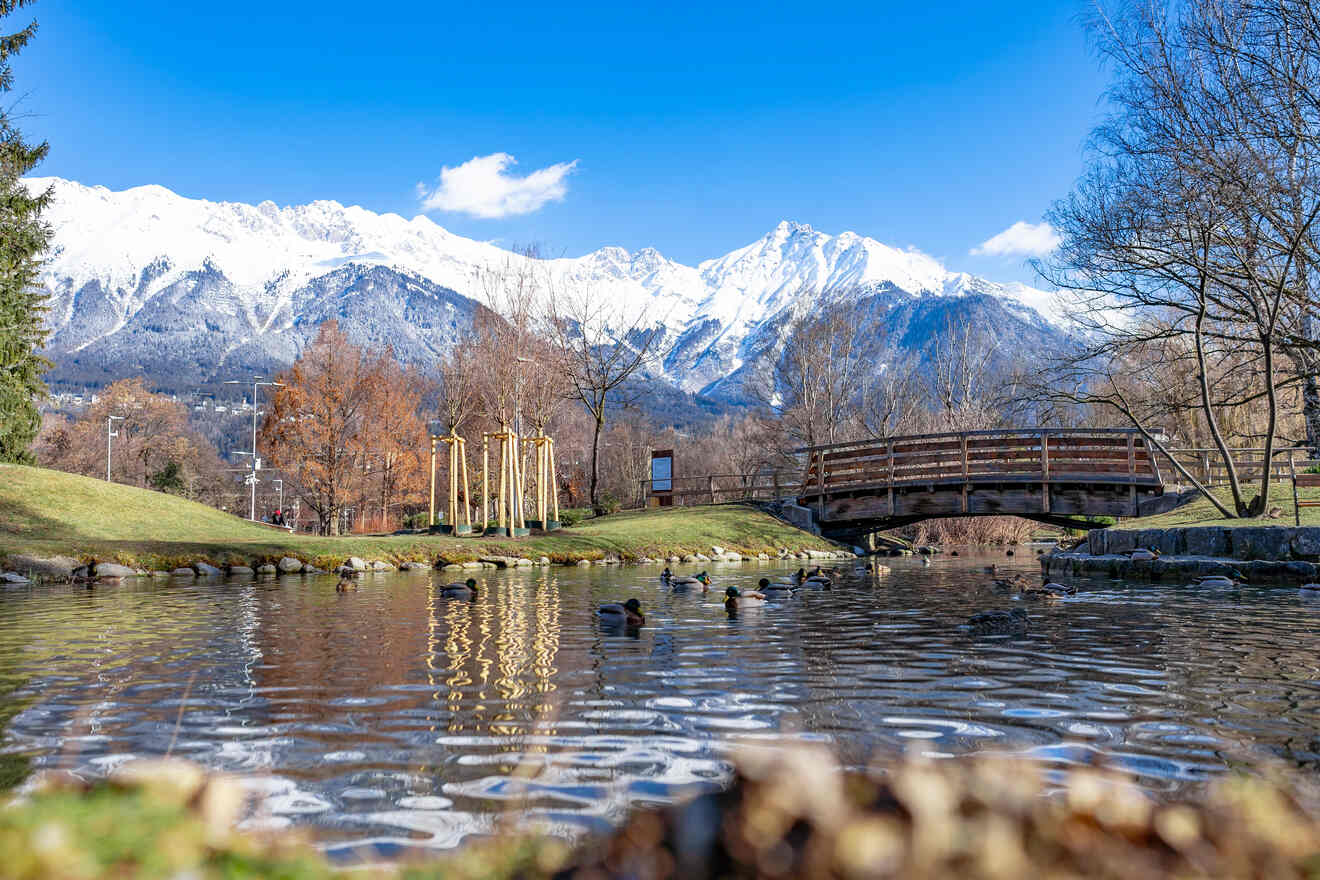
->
[[599, 598, 645, 626], [921, 556, 931, 567], [967, 607, 1028, 634], [724, 586, 766, 612], [794, 566, 831, 588], [983, 565, 998, 574], [660, 567, 672, 583], [336, 576, 358, 592], [1023, 581, 1076, 599], [1191, 571, 1247, 588], [757, 577, 795, 596], [992, 574, 1033, 591], [440, 578, 479, 600], [669, 571, 710, 591]]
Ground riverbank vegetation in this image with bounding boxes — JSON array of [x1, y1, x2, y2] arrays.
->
[[7, 749, 1319, 880], [0, 464, 838, 572]]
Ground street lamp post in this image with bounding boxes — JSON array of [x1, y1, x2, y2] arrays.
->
[[224, 377, 285, 521], [428, 419, 444, 528], [105, 415, 124, 482]]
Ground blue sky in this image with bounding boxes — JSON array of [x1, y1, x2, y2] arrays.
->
[[16, 0, 1110, 285]]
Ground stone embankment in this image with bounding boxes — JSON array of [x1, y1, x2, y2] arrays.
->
[[2, 545, 858, 584], [1045, 525, 1320, 582]]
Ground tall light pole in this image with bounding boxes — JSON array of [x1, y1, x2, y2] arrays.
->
[[428, 419, 444, 528], [105, 415, 124, 482], [224, 377, 285, 521]]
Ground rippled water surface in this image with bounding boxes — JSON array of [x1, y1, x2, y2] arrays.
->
[[2, 555, 1319, 858]]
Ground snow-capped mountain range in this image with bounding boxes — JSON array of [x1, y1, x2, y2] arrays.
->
[[27, 177, 1064, 401]]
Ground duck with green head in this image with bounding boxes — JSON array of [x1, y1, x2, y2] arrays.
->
[[599, 598, 645, 626], [440, 578, 479, 600], [668, 571, 710, 591]]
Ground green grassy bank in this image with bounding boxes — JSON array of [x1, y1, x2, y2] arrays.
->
[[1119, 483, 1320, 530], [0, 464, 838, 572]]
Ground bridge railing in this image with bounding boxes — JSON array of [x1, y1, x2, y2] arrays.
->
[[798, 427, 1162, 504]]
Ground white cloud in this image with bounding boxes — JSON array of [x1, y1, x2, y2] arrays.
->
[[970, 221, 1060, 257], [417, 153, 577, 219]]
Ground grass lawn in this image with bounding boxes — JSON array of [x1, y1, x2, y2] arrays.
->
[[1118, 483, 1320, 529], [0, 465, 836, 571]]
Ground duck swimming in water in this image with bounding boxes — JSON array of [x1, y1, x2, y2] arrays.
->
[[660, 567, 672, 583], [1191, 571, 1247, 588], [757, 577, 795, 597], [794, 567, 831, 588], [336, 575, 358, 592], [440, 578, 479, 600], [724, 586, 766, 612], [599, 598, 645, 626], [967, 607, 1028, 635], [1023, 581, 1076, 599], [992, 573, 1034, 591], [669, 571, 710, 591]]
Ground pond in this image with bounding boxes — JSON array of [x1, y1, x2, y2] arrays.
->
[[1, 555, 1318, 860]]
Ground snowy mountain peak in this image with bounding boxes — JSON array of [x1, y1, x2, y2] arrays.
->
[[25, 176, 1061, 396]]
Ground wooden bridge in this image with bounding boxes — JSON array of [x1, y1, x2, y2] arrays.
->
[[797, 428, 1165, 538]]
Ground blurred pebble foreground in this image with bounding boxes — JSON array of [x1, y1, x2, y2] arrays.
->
[[7, 747, 1320, 879]]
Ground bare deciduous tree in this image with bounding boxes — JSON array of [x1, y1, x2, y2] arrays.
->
[[548, 281, 661, 514]]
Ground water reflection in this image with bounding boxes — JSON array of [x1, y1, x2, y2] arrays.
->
[[0, 557, 1318, 857]]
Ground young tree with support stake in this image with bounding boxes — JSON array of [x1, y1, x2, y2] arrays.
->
[[0, 0, 50, 464]]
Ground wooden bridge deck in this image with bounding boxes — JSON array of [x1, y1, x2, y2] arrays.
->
[[797, 428, 1165, 535]]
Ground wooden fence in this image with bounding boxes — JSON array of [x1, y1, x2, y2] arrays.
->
[[638, 472, 799, 507]]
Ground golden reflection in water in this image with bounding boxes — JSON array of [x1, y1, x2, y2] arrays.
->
[[439, 589, 475, 733], [423, 574, 564, 746]]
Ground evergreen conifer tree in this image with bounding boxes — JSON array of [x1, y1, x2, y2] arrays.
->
[[0, 0, 49, 464]]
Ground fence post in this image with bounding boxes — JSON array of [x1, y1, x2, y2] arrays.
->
[[1202, 451, 1211, 486], [773, 471, 781, 500], [1040, 430, 1050, 514], [961, 433, 970, 513], [816, 449, 826, 520], [887, 440, 895, 517], [708, 475, 716, 505], [1128, 433, 1137, 515]]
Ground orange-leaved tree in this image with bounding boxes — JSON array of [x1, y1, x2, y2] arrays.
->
[[260, 322, 381, 535], [358, 352, 428, 531]]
